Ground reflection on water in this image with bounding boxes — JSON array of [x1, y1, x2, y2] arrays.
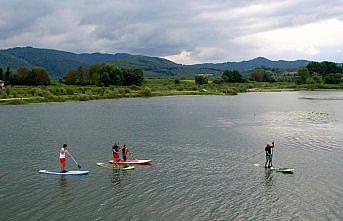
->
[[111, 170, 122, 186], [264, 168, 273, 187], [59, 176, 71, 198]]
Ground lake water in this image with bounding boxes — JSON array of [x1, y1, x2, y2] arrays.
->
[[0, 92, 342, 220]]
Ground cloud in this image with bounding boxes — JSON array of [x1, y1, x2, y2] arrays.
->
[[0, 0, 342, 63]]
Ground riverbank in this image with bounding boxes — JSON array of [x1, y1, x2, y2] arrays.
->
[[1, 79, 343, 104]]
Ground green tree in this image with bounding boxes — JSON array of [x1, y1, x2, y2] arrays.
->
[[307, 61, 340, 76], [195, 75, 208, 85], [88, 64, 101, 84], [324, 73, 342, 84], [64, 69, 79, 85], [250, 69, 265, 82], [15, 67, 30, 85], [122, 68, 144, 86], [297, 68, 310, 84], [33, 68, 50, 85], [0, 68, 3, 80], [174, 79, 181, 85], [5, 67, 11, 81], [77, 66, 86, 85], [222, 70, 243, 83]]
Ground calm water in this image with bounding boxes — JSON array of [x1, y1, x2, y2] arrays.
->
[[0, 92, 342, 221]]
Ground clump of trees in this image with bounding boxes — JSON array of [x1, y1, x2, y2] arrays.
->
[[0, 67, 50, 85], [64, 64, 144, 86], [222, 70, 244, 83], [250, 69, 277, 82], [297, 61, 343, 84], [195, 75, 208, 85], [212, 70, 244, 84]]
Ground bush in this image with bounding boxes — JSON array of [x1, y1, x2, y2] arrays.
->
[[195, 76, 208, 85], [141, 87, 152, 97], [213, 78, 223, 84]]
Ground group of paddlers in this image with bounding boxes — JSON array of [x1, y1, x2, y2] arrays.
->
[[111, 142, 133, 164], [58, 142, 133, 172]]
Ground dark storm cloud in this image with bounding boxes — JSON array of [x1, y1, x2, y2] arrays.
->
[[0, 0, 342, 63]]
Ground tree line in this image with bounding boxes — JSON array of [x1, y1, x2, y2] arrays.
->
[[64, 64, 144, 86], [194, 61, 342, 85], [0, 63, 144, 86], [297, 61, 343, 84], [0, 67, 50, 85]]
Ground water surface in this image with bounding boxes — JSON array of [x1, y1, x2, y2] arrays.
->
[[0, 92, 342, 220]]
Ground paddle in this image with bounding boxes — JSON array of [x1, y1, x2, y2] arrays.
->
[[129, 152, 137, 160], [270, 141, 275, 168], [68, 151, 82, 169]]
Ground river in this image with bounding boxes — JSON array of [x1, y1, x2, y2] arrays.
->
[[0, 92, 342, 220]]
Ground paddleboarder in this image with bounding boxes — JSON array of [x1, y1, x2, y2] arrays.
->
[[122, 144, 131, 161], [112, 142, 121, 167], [59, 144, 71, 173], [264, 141, 275, 168]]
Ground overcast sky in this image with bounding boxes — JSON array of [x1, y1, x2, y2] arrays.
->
[[0, 0, 342, 64]]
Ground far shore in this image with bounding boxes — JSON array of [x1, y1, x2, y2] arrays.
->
[[1, 79, 343, 105]]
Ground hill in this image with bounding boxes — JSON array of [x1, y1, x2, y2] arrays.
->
[[190, 57, 309, 71], [0, 47, 310, 78]]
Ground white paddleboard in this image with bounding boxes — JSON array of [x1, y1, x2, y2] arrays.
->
[[108, 159, 152, 165], [39, 170, 89, 175]]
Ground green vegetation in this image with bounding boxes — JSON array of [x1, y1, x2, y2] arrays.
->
[[2, 77, 343, 105], [195, 75, 208, 85], [64, 64, 144, 86], [297, 61, 343, 84], [0, 67, 50, 86], [1, 59, 343, 105]]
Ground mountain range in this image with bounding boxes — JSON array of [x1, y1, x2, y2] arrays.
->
[[0, 47, 309, 78]]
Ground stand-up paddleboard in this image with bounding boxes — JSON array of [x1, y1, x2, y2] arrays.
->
[[108, 159, 152, 165], [97, 162, 135, 170], [39, 170, 89, 175], [270, 167, 294, 174], [254, 164, 294, 174]]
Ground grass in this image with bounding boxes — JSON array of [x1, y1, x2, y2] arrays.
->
[[1, 79, 343, 104]]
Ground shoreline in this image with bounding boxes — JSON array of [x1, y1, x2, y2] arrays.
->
[[1, 80, 343, 105], [1, 87, 343, 105]]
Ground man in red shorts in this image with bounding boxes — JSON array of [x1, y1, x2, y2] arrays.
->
[[112, 142, 121, 167], [59, 144, 71, 172]]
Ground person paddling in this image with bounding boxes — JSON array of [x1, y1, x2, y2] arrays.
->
[[122, 144, 131, 161], [59, 144, 71, 173], [264, 141, 275, 168], [112, 142, 121, 167]]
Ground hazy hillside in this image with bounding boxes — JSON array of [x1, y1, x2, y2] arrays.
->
[[190, 57, 309, 70], [0, 47, 310, 78]]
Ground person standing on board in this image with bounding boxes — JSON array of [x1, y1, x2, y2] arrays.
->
[[60, 144, 71, 173], [264, 141, 275, 168], [122, 144, 131, 161], [112, 142, 121, 166]]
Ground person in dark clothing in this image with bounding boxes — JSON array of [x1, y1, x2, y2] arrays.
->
[[265, 141, 275, 168], [112, 142, 121, 166], [122, 144, 131, 161]]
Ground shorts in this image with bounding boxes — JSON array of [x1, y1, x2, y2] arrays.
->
[[113, 153, 120, 161], [266, 155, 272, 161], [59, 158, 66, 164]]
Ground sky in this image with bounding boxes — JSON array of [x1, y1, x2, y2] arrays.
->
[[0, 0, 342, 64]]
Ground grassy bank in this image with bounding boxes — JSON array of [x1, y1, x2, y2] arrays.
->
[[1, 79, 343, 104]]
